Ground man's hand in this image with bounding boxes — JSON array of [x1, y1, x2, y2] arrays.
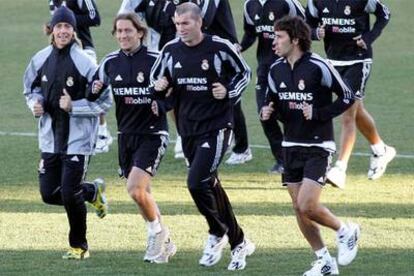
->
[[154, 77, 169, 92], [92, 80, 103, 94], [32, 100, 44, 117], [59, 89, 72, 112], [151, 100, 159, 116], [317, 22, 326, 39], [212, 82, 227, 99], [302, 102, 313, 120], [353, 35, 368, 50], [260, 102, 274, 121]]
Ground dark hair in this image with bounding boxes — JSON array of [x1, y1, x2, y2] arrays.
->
[[274, 16, 311, 52], [175, 2, 202, 20], [111, 13, 148, 39]]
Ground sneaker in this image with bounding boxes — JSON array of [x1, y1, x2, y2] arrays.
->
[[227, 239, 255, 271], [367, 145, 396, 180], [152, 238, 177, 264], [199, 234, 229, 267], [303, 257, 339, 276], [95, 131, 113, 154], [336, 222, 361, 266], [268, 162, 284, 174], [174, 136, 185, 159], [62, 247, 90, 260], [225, 148, 253, 165], [90, 178, 108, 219], [326, 165, 346, 189], [144, 227, 170, 262]]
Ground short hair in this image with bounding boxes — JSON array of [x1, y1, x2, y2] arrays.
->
[[274, 16, 311, 52], [111, 13, 148, 39], [175, 2, 202, 20]]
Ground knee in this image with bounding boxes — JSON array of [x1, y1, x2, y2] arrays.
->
[[40, 192, 57, 205], [127, 185, 147, 205], [291, 200, 301, 214], [298, 201, 316, 218]]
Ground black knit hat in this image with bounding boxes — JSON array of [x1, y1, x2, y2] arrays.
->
[[50, 6, 77, 29]]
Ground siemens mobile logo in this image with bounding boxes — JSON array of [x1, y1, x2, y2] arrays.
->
[[278, 92, 313, 101], [256, 25, 274, 33], [113, 87, 150, 96], [177, 77, 207, 85], [322, 17, 356, 26]]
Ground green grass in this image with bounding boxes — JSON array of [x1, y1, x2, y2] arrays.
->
[[0, 0, 413, 275]]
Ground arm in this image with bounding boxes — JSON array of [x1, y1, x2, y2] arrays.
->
[[286, 0, 306, 18], [149, 47, 173, 98], [23, 57, 44, 114], [305, 0, 323, 41], [240, 1, 256, 52], [198, 0, 218, 29], [75, 0, 100, 27], [361, 0, 391, 46]]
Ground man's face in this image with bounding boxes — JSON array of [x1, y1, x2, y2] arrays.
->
[[115, 19, 143, 52], [273, 30, 294, 57], [53, 22, 74, 49], [174, 12, 202, 44]]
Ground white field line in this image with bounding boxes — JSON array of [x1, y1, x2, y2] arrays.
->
[[1, 131, 413, 159]]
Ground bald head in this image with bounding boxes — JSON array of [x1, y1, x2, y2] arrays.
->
[[175, 2, 202, 20]]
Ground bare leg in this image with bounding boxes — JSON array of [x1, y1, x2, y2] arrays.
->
[[355, 101, 381, 144], [337, 102, 358, 164]]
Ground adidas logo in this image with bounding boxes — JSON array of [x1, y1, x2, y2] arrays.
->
[[149, 0, 155, 6], [71, 155, 79, 162], [115, 74, 123, 81], [201, 142, 210, 148], [323, 7, 329, 13], [254, 14, 260, 20], [41, 75, 48, 82], [145, 166, 153, 173], [318, 176, 324, 183], [279, 82, 287, 88], [174, 62, 182, 68]]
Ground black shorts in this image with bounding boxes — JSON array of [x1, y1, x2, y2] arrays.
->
[[282, 146, 332, 186], [335, 62, 372, 100], [118, 133, 168, 177]]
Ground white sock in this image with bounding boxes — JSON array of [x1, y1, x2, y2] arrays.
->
[[371, 141, 386, 156], [147, 218, 162, 236], [98, 122, 107, 136], [337, 222, 349, 238], [335, 160, 347, 171], [315, 246, 332, 262]]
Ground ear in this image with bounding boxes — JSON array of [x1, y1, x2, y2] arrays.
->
[[292, 38, 299, 46]]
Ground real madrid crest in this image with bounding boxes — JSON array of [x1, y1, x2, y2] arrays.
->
[[66, 76, 74, 87], [173, 0, 180, 5], [344, 5, 351, 15], [298, 79, 305, 91], [137, 72, 145, 83], [269, 12, 275, 21], [201, 59, 209, 71]]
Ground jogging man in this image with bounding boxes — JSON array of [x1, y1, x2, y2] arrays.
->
[[306, 0, 395, 188], [150, 2, 255, 271], [262, 16, 360, 275]]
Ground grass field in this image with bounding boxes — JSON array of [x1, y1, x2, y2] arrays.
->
[[0, 0, 413, 275]]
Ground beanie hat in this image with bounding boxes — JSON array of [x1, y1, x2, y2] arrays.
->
[[50, 6, 77, 29]]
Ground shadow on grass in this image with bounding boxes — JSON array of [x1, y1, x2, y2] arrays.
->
[[0, 248, 412, 275], [1, 199, 412, 218]]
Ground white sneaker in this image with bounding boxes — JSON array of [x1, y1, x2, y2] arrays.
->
[[367, 145, 396, 180], [144, 227, 170, 262], [174, 136, 185, 159], [199, 234, 229, 267], [152, 238, 177, 264], [95, 130, 113, 154], [303, 257, 339, 276], [336, 222, 361, 266], [326, 165, 346, 189], [225, 148, 253, 165], [227, 239, 255, 271]]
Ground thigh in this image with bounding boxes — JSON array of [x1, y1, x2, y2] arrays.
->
[[118, 133, 134, 178], [303, 148, 332, 186], [336, 63, 372, 100], [186, 129, 231, 186], [39, 153, 62, 195], [133, 134, 169, 177], [282, 147, 305, 186], [61, 154, 88, 194]]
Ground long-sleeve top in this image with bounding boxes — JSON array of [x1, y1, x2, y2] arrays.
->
[[306, 0, 390, 65], [150, 35, 251, 137], [90, 46, 168, 135], [23, 42, 112, 155], [267, 52, 354, 151]]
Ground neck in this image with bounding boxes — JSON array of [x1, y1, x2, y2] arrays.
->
[[123, 43, 141, 55], [184, 32, 204, 47], [287, 48, 304, 69]]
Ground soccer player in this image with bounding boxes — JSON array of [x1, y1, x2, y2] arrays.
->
[[23, 6, 110, 259], [241, 0, 305, 173], [48, 0, 113, 154], [151, 3, 255, 270], [262, 16, 360, 275], [90, 13, 176, 263], [306, 0, 395, 188]]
